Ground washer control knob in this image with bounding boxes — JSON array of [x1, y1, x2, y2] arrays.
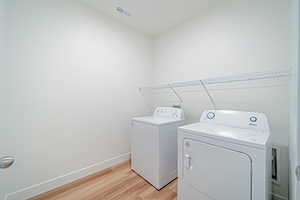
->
[[250, 116, 258, 122], [207, 112, 215, 120]]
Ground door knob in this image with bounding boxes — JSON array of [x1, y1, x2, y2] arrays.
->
[[0, 156, 15, 169]]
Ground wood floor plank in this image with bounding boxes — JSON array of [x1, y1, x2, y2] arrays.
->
[[29, 161, 177, 200], [34, 162, 132, 200]]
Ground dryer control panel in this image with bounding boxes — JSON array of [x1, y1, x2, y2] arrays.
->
[[154, 107, 184, 120], [200, 110, 269, 131]]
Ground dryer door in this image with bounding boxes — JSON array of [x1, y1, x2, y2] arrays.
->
[[182, 139, 252, 200]]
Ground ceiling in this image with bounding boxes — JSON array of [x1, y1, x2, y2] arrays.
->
[[80, 0, 211, 36]]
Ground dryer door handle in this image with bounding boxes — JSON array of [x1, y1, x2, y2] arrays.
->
[[185, 154, 192, 170]]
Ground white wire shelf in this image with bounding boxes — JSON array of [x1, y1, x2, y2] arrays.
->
[[139, 69, 291, 90]]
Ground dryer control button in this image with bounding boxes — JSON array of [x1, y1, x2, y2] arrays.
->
[[250, 116, 258, 122], [207, 112, 215, 120]]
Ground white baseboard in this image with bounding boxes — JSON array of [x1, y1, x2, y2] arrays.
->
[[5, 153, 131, 200]]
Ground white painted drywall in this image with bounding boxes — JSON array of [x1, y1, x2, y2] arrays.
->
[[1, 0, 296, 199], [290, 0, 300, 199], [0, 0, 152, 199], [0, 0, 4, 60], [0, 0, 8, 198], [153, 0, 292, 198]]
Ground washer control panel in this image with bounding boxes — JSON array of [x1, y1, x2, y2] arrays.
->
[[200, 110, 269, 131], [154, 107, 184, 120]]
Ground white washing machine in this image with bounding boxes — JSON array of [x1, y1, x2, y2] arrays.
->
[[131, 107, 185, 189], [178, 110, 272, 200]]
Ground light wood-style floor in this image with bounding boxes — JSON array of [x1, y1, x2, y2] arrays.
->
[[29, 161, 177, 200]]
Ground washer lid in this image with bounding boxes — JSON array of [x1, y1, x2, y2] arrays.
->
[[132, 116, 184, 126], [179, 122, 270, 149]]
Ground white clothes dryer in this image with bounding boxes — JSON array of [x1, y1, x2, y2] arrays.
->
[[178, 110, 272, 200]]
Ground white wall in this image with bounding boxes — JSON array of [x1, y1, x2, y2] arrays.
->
[[153, 0, 292, 199], [0, 0, 152, 199], [0, 0, 4, 60], [0, 1, 10, 199], [290, 0, 300, 199], [0, 0, 296, 199]]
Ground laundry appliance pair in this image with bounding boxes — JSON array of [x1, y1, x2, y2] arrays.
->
[[131, 107, 271, 200]]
